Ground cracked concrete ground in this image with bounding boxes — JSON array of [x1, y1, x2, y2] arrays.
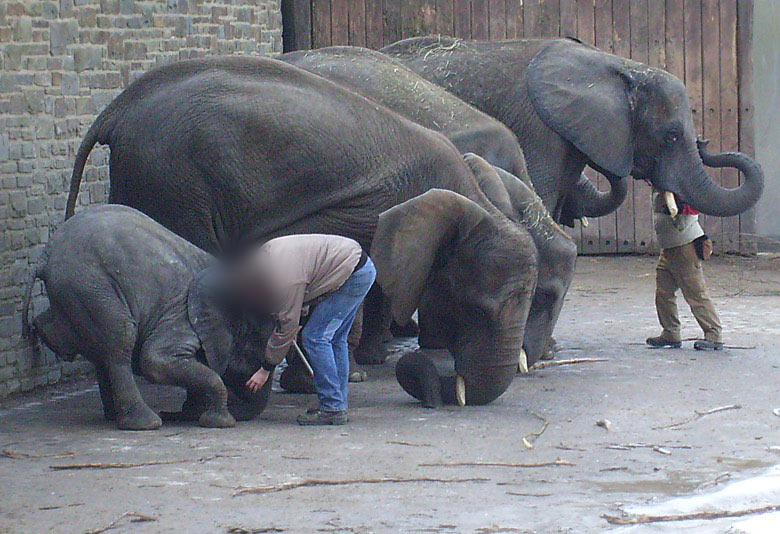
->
[[1, 255, 779, 534]]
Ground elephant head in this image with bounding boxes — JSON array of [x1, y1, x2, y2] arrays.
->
[[371, 188, 538, 405], [187, 266, 275, 420], [527, 39, 763, 216], [463, 154, 577, 366]]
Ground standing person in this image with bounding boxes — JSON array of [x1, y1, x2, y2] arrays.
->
[[646, 191, 723, 351], [237, 234, 376, 425]]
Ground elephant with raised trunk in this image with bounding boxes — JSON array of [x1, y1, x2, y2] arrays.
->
[[22, 205, 273, 430], [383, 37, 763, 221], [64, 56, 538, 405], [282, 45, 625, 226]]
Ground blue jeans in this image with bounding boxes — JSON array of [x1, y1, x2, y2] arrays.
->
[[300, 258, 376, 412]]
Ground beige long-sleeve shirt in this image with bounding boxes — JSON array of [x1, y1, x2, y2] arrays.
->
[[652, 192, 704, 250], [242, 234, 363, 366]]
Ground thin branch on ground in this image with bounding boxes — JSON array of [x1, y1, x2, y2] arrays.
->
[[419, 459, 574, 468], [386, 440, 433, 447], [607, 443, 692, 455], [51, 455, 218, 471], [226, 527, 285, 533], [652, 404, 741, 430], [2, 449, 77, 459], [232, 477, 489, 496], [505, 491, 553, 497], [83, 512, 157, 534], [602, 504, 780, 525], [532, 358, 608, 370]]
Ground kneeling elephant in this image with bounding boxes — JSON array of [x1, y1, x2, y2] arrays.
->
[[22, 205, 273, 430]]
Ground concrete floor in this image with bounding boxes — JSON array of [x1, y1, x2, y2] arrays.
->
[[1, 255, 779, 534]]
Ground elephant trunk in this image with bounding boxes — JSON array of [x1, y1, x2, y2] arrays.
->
[[678, 140, 764, 217], [455, 315, 525, 405], [572, 173, 628, 218]]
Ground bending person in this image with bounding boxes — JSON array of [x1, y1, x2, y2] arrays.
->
[[235, 234, 375, 425]]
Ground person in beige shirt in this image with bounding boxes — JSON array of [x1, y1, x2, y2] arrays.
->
[[234, 234, 376, 425], [647, 191, 723, 351]]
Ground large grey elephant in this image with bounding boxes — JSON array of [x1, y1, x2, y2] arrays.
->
[[383, 37, 763, 220], [282, 46, 577, 364], [64, 56, 538, 405], [282, 45, 625, 226], [22, 205, 274, 430]]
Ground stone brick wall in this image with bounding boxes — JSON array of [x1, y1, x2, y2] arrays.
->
[[0, 0, 282, 398]]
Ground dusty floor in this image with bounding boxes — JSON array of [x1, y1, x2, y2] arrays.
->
[[1, 255, 779, 534]]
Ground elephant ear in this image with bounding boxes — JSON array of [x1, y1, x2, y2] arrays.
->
[[462, 153, 515, 219], [187, 265, 233, 376], [527, 39, 635, 177], [370, 189, 488, 325]]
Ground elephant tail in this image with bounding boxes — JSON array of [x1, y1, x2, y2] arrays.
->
[[21, 248, 48, 344], [65, 120, 101, 220]]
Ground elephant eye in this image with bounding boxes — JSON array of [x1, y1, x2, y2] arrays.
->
[[664, 131, 680, 147]]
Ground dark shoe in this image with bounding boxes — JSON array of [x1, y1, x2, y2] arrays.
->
[[694, 340, 724, 351], [297, 409, 348, 426], [646, 336, 682, 349]]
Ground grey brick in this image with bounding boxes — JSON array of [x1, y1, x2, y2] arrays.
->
[[73, 46, 102, 72], [49, 19, 78, 55]]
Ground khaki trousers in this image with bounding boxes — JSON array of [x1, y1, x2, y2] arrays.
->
[[655, 242, 722, 343]]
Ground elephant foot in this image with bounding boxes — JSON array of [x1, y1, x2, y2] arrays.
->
[[279, 365, 316, 394], [197, 408, 236, 428], [390, 319, 420, 338], [116, 405, 162, 431], [354, 334, 389, 365], [349, 370, 368, 382]]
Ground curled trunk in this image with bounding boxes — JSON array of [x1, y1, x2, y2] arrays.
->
[[560, 173, 628, 226], [679, 139, 764, 217]]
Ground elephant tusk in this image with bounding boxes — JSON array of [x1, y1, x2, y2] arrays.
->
[[664, 191, 679, 218], [579, 216, 589, 228], [518, 349, 529, 375], [455, 375, 466, 407]]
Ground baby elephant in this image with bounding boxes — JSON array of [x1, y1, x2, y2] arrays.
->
[[22, 205, 270, 430]]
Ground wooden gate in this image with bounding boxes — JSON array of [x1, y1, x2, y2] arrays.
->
[[283, 0, 755, 254]]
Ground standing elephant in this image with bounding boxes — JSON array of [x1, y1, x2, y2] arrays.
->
[[64, 56, 538, 405], [383, 37, 763, 220], [282, 46, 577, 364], [22, 205, 273, 430], [282, 45, 625, 226]]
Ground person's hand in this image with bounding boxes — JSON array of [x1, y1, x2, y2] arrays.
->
[[246, 368, 271, 393]]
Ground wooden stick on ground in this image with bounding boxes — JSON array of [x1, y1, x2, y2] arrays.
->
[[232, 477, 489, 496], [603, 503, 780, 525], [419, 459, 574, 468], [532, 358, 608, 370], [84, 512, 157, 534], [652, 404, 741, 430], [2, 449, 77, 459], [51, 455, 218, 471]]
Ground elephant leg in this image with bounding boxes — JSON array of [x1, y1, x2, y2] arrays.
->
[[417, 294, 449, 350], [33, 307, 80, 361], [91, 360, 117, 421], [221, 366, 273, 421], [347, 306, 367, 382], [396, 351, 453, 408], [139, 344, 234, 428], [354, 285, 389, 365], [279, 350, 316, 394], [106, 361, 162, 431]]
